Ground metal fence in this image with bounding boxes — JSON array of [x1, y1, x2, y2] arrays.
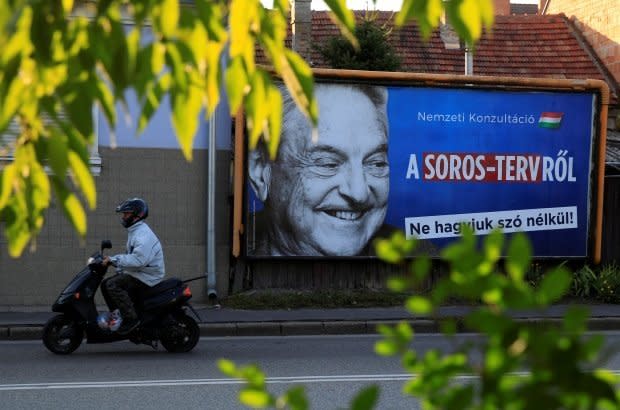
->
[[602, 174, 620, 264]]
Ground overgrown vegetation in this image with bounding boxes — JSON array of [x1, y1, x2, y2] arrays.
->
[[223, 289, 409, 309], [316, 17, 401, 71], [223, 262, 620, 310]]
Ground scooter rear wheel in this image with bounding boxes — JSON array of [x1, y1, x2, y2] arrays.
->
[[42, 314, 84, 355], [160, 314, 199, 353]]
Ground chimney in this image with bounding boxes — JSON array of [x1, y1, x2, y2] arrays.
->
[[291, 0, 313, 62], [439, 13, 461, 50], [494, 0, 510, 16]]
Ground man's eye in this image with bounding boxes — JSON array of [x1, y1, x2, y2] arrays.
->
[[313, 158, 341, 169], [365, 156, 389, 176]]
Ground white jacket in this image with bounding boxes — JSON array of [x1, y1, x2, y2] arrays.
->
[[110, 221, 165, 286]]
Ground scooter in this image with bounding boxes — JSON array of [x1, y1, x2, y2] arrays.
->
[[42, 240, 201, 354]]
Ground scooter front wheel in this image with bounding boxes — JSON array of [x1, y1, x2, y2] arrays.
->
[[42, 314, 84, 355]]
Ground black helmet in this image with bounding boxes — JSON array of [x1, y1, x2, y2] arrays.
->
[[116, 198, 148, 228]]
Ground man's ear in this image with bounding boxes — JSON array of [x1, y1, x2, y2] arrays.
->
[[248, 149, 271, 202]]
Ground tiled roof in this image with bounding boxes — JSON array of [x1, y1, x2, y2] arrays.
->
[[307, 12, 610, 85]]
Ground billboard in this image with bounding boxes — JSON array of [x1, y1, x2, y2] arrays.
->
[[241, 72, 606, 259]]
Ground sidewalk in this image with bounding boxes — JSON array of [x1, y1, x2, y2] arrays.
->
[[2, 303, 620, 340]]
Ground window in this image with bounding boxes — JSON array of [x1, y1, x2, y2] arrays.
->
[[0, 106, 101, 176]]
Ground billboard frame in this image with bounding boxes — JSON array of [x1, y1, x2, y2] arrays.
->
[[232, 69, 610, 263]]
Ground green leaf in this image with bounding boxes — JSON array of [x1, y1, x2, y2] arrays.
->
[[0, 164, 16, 210], [445, 0, 494, 47], [284, 387, 308, 410], [217, 359, 238, 377], [323, 0, 358, 49], [405, 296, 433, 314], [506, 232, 531, 283], [483, 228, 503, 263], [62, 88, 94, 142], [0, 67, 25, 130], [156, 0, 179, 38], [4, 200, 31, 257], [375, 238, 403, 264], [536, 267, 571, 305], [170, 81, 202, 161], [396, 0, 443, 38], [62, 0, 74, 14], [152, 43, 167, 77], [165, 42, 188, 92], [245, 70, 270, 150], [280, 49, 317, 129], [351, 385, 379, 410], [47, 129, 69, 177], [138, 73, 171, 133], [229, 0, 258, 71], [51, 176, 86, 237], [225, 56, 249, 116], [239, 388, 272, 408], [411, 256, 431, 282], [375, 339, 399, 356], [68, 150, 96, 209], [563, 306, 590, 333], [265, 84, 282, 159], [387, 276, 408, 292], [94, 79, 116, 128]]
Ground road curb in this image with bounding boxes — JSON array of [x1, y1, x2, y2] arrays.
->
[[7, 326, 42, 340], [3, 318, 620, 341]]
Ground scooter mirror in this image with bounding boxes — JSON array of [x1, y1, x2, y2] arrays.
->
[[101, 240, 112, 251]]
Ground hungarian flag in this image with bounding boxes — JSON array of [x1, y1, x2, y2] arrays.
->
[[538, 112, 563, 129]]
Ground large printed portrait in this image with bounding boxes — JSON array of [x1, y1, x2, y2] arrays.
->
[[245, 78, 601, 258]]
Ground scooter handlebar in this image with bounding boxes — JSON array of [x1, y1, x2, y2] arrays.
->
[[87, 253, 110, 275]]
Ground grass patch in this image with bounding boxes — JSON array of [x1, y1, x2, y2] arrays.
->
[[221, 289, 410, 310]]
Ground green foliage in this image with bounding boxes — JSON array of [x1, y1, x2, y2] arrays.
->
[[222, 229, 619, 409], [397, 0, 494, 47], [317, 18, 401, 72], [594, 262, 620, 303], [571, 264, 598, 299], [375, 228, 617, 409], [0, 1, 493, 256], [218, 359, 308, 409]]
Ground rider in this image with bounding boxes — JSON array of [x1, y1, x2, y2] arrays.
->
[[102, 198, 165, 335]]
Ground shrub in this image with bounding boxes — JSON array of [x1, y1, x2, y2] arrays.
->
[[571, 264, 597, 299], [594, 262, 620, 303], [316, 17, 401, 71]]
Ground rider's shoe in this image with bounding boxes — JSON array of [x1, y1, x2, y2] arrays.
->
[[116, 319, 140, 335]]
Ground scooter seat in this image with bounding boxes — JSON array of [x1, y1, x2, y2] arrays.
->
[[137, 278, 190, 311], [140, 278, 183, 298]]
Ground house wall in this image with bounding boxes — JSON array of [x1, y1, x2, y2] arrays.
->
[[0, 146, 232, 307], [543, 0, 620, 85]]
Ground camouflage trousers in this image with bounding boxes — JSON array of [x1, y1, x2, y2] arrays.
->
[[101, 274, 148, 322]]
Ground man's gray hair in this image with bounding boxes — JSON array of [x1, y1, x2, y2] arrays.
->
[[279, 82, 389, 148]]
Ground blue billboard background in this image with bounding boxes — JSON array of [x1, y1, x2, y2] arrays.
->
[[386, 86, 595, 256]]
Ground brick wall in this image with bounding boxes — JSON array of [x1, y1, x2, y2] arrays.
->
[[544, 0, 620, 85]]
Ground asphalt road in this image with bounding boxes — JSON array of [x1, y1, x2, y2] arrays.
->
[[2, 333, 620, 410]]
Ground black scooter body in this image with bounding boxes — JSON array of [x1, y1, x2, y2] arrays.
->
[[43, 241, 201, 354]]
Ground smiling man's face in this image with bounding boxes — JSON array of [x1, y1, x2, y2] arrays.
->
[[265, 84, 389, 256]]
